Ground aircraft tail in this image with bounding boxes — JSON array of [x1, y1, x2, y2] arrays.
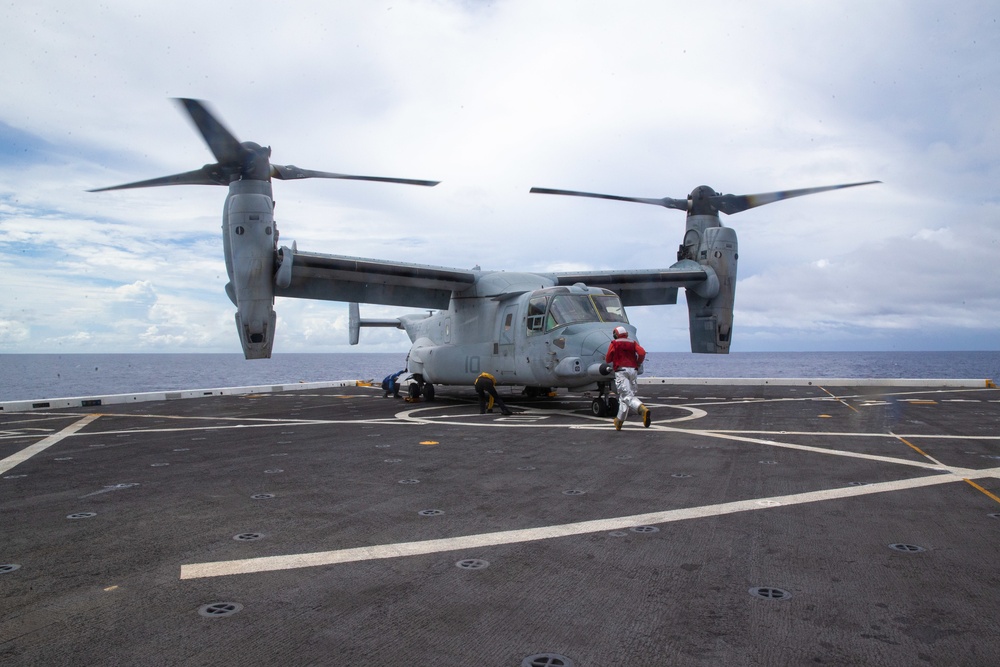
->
[[348, 303, 403, 345]]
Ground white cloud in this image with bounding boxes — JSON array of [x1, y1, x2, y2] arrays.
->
[[1, 0, 998, 354], [0, 318, 31, 344]]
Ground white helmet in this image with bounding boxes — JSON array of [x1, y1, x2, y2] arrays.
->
[[613, 326, 628, 339]]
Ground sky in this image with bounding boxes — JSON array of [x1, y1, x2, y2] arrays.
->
[[1, 0, 998, 355]]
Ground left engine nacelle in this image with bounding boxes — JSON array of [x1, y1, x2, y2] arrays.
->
[[224, 182, 277, 359]]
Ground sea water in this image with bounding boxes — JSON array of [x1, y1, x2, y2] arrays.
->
[[1, 351, 998, 402]]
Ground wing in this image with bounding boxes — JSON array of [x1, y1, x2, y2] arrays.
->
[[554, 261, 708, 306], [273, 248, 477, 309]]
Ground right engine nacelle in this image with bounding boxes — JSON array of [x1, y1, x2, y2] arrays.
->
[[223, 181, 278, 359]]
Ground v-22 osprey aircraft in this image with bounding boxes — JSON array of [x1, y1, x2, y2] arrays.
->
[[92, 99, 878, 415]]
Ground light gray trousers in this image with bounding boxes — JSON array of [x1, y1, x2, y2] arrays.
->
[[614, 367, 643, 421]]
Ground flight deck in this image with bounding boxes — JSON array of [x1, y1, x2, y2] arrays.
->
[[2, 379, 999, 666]]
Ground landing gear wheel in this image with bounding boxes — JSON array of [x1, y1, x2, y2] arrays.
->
[[608, 397, 620, 415], [408, 383, 420, 400], [423, 384, 435, 401], [591, 398, 608, 418]]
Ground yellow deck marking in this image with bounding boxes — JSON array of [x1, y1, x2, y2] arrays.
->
[[893, 435, 931, 458], [819, 387, 859, 413], [963, 479, 1000, 505], [0, 414, 101, 475], [891, 434, 946, 467]]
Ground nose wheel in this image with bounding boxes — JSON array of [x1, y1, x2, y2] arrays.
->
[[591, 396, 619, 418]]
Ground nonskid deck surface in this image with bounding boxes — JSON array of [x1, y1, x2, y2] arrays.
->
[[2, 382, 999, 666]]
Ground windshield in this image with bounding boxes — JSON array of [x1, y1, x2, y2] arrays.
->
[[593, 295, 627, 324], [526, 291, 630, 334], [543, 294, 629, 331], [547, 295, 599, 330]]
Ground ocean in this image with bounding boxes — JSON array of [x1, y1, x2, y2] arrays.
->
[[1, 351, 998, 402]]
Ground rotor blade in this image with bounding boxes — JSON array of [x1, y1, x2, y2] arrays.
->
[[271, 164, 439, 187], [530, 187, 687, 210], [87, 165, 230, 192], [712, 180, 882, 215], [174, 98, 245, 165]]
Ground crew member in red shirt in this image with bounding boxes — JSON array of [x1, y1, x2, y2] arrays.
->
[[605, 326, 651, 431]]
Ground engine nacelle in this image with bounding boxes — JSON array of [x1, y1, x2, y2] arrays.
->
[[686, 225, 738, 354], [224, 181, 278, 359]]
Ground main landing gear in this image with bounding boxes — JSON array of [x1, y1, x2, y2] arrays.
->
[[406, 375, 435, 401]]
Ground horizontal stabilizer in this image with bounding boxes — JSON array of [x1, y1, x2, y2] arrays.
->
[[349, 302, 403, 345]]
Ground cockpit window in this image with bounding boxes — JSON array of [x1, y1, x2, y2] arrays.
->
[[526, 297, 547, 332], [593, 295, 628, 323], [546, 295, 601, 330], [526, 291, 629, 334]]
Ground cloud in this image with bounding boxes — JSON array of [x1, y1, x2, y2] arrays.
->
[[0, 318, 31, 344], [1, 0, 998, 354]]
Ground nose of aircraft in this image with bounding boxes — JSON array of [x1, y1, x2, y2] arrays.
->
[[581, 328, 615, 361]]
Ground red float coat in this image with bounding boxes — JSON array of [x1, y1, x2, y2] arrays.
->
[[605, 338, 646, 370]]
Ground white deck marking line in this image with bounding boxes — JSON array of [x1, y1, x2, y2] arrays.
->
[[673, 387, 995, 408], [0, 415, 87, 427], [673, 428, 953, 471], [819, 386, 860, 413], [0, 428, 57, 440], [0, 414, 101, 475], [400, 405, 708, 426], [63, 417, 403, 437], [180, 469, 997, 580], [706, 430, 1000, 440], [890, 431, 947, 467], [98, 412, 327, 422]]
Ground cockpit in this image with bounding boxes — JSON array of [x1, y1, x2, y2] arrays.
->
[[525, 286, 628, 334]]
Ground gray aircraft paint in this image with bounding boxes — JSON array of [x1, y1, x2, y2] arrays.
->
[[92, 99, 878, 397]]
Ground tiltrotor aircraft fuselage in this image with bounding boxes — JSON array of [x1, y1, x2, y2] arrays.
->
[[92, 99, 878, 412]]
